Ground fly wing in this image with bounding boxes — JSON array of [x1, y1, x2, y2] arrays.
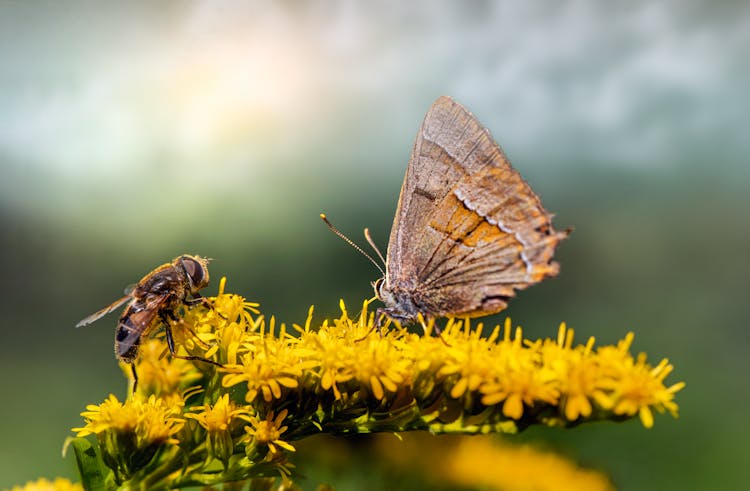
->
[[76, 295, 131, 327], [386, 96, 567, 317]]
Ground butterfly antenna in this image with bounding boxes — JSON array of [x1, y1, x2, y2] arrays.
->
[[320, 214, 385, 276], [364, 228, 387, 267]]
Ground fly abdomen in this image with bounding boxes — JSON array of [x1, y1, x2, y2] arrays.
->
[[115, 306, 158, 363], [115, 329, 141, 363]]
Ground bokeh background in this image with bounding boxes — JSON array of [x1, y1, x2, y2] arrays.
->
[[1, 1, 748, 489]]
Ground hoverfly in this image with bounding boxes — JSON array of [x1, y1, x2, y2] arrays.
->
[[76, 254, 222, 391]]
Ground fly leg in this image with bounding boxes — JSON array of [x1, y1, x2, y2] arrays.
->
[[161, 311, 224, 369], [180, 294, 228, 350], [184, 293, 229, 320], [130, 363, 139, 394]]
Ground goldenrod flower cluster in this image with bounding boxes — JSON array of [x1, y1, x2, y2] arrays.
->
[[68, 278, 683, 489]]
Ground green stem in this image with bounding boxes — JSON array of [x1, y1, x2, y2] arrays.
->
[[139, 444, 208, 489]]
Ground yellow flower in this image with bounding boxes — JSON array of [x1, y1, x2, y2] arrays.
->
[[447, 439, 615, 491], [348, 331, 411, 401], [243, 409, 296, 458], [221, 333, 310, 403], [131, 338, 203, 396], [542, 324, 613, 421], [213, 277, 261, 324], [188, 277, 261, 365], [186, 394, 252, 464], [187, 394, 251, 432], [8, 478, 83, 491], [165, 277, 261, 369], [73, 394, 184, 444], [433, 320, 499, 400], [69, 281, 684, 489], [299, 324, 354, 400], [374, 433, 615, 491], [473, 321, 559, 419], [72, 394, 185, 479], [610, 354, 685, 428]]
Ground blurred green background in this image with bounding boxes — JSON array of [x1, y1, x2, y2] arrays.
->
[[1, 1, 748, 489]]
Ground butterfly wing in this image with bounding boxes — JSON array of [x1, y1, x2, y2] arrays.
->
[[385, 96, 568, 318]]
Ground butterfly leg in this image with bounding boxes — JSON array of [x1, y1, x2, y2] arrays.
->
[[423, 318, 452, 345], [353, 308, 390, 342], [374, 308, 388, 336], [433, 324, 452, 346], [354, 315, 410, 342]]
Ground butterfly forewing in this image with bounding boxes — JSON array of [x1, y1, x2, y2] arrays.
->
[[384, 96, 567, 319]]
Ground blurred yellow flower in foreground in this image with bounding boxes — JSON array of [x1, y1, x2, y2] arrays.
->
[[374, 433, 615, 491], [8, 478, 82, 491], [67, 278, 683, 489]]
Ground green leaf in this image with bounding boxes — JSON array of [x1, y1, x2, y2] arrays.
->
[[67, 437, 110, 491]]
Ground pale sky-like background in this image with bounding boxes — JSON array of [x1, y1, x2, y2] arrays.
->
[[2, 1, 747, 223]]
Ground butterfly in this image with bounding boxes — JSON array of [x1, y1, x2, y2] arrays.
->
[[325, 96, 568, 328]]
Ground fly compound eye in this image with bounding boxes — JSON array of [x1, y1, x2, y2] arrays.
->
[[181, 256, 209, 289]]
